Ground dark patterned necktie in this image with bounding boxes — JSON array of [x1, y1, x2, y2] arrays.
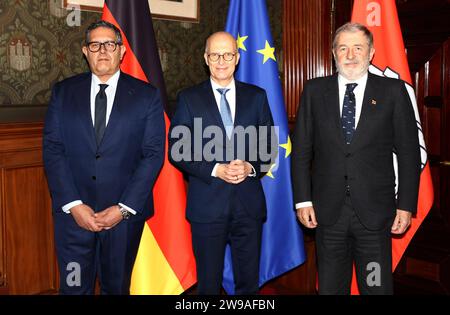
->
[[94, 84, 108, 145], [341, 83, 358, 144]]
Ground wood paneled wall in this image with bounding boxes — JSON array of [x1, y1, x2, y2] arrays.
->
[[442, 40, 450, 222], [419, 39, 450, 224], [0, 123, 58, 294], [283, 0, 334, 126], [393, 38, 450, 294]]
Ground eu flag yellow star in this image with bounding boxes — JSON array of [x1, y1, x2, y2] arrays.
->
[[265, 163, 276, 179], [236, 33, 248, 51], [279, 136, 292, 158], [257, 40, 276, 64]]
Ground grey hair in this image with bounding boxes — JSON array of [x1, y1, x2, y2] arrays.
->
[[332, 22, 373, 51], [85, 20, 123, 45]]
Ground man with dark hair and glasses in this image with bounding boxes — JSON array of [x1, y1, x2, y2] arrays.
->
[[43, 20, 165, 294], [169, 31, 276, 294]]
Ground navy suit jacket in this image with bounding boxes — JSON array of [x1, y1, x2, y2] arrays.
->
[[43, 72, 165, 221], [292, 73, 421, 230], [168, 80, 276, 223]]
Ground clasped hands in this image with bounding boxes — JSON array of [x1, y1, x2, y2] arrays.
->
[[70, 204, 123, 232], [216, 159, 253, 184]]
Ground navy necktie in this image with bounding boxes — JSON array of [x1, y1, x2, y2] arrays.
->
[[95, 84, 108, 145], [341, 83, 358, 144], [216, 88, 233, 138]]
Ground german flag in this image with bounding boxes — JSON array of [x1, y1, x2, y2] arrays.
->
[[350, 0, 434, 294], [102, 0, 196, 294]]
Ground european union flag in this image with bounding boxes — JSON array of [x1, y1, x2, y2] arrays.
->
[[223, 0, 306, 294]]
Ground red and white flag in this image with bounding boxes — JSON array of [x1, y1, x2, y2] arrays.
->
[[350, 0, 434, 294]]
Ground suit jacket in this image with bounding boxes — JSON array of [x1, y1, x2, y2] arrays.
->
[[168, 80, 276, 223], [292, 73, 420, 230], [43, 72, 165, 221]]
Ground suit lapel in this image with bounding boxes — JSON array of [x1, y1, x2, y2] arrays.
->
[[350, 73, 376, 148], [100, 73, 129, 147], [202, 80, 227, 133], [323, 74, 345, 146], [234, 81, 244, 128], [75, 74, 96, 151]]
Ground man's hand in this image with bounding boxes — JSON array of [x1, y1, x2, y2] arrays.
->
[[95, 205, 123, 230], [216, 160, 253, 184], [391, 209, 412, 234], [70, 204, 102, 232], [296, 206, 318, 229]]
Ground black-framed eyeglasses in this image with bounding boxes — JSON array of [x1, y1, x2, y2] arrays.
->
[[207, 52, 236, 62], [86, 41, 121, 53]]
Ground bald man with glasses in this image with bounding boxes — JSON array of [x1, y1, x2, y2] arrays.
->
[[169, 32, 276, 294]]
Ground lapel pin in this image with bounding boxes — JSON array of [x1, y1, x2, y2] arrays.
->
[[371, 99, 377, 105]]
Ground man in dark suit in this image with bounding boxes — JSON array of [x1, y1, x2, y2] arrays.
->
[[292, 23, 420, 294], [168, 32, 276, 294], [43, 21, 165, 294]]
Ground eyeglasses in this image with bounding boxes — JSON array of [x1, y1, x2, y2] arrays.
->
[[207, 52, 236, 62], [86, 41, 121, 53]]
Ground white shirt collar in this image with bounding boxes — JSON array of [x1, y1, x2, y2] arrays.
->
[[92, 70, 121, 88], [338, 72, 368, 87], [210, 78, 237, 122], [210, 78, 235, 91]]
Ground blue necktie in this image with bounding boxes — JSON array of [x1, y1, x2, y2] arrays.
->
[[95, 84, 108, 145], [341, 83, 358, 144], [217, 88, 233, 138]]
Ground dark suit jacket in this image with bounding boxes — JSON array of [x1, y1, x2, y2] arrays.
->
[[168, 80, 276, 223], [43, 72, 165, 221], [292, 73, 420, 230]]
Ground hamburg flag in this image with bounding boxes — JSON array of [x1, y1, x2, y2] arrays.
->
[[224, 0, 306, 294], [102, 0, 196, 294], [350, 0, 434, 294]]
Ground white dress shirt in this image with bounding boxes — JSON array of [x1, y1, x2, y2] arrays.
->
[[295, 73, 368, 210], [62, 71, 135, 215], [89, 70, 121, 127]]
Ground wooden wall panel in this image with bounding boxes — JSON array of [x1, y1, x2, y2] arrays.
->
[[440, 39, 450, 230], [0, 122, 58, 294], [427, 49, 443, 96], [422, 48, 444, 216], [396, 38, 450, 294], [4, 167, 56, 294], [283, 0, 333, 126], [441, 40, 450, 160]]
